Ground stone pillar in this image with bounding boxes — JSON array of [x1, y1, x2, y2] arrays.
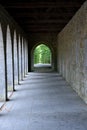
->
[[13, 31, 18, 85], [24, 40, 27, 75], [26, 42, 29, 73], [18, 36, 22, 81], [24, 39, 26, 77], [24, 41, 26, 75], [6, 26, 13, 91], [26, 41, 28, 73], [0, 25, 6, 101], [21, 38, 25, 79]]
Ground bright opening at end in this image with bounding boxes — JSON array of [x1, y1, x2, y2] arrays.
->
[[34, 44, 52, 68]]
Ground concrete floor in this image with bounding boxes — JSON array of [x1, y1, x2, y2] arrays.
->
[[0, 72, 87, 130]]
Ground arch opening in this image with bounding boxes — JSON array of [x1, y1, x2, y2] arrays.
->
[[33, 44, 52, 72]]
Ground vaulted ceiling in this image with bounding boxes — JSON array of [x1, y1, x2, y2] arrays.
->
[[0, 0, 86, 35]]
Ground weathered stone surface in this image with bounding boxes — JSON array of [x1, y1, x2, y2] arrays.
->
[[6, 26, 13, 92], [18, 36, 22, 81], [0, 25, 6, 101], [21, 38, 25, 79], [57, 1, 87, 103], [14, 31, 18, 85]]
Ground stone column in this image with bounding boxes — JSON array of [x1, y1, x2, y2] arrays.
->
[[6, 26, 13, 92], [24, 40, 27, 75], [14, 31, 18, 85], [18, 36, 22, 81], [24, 39, 26, 77], [26, 42, 28, 73], [21, 38, 25, 79], [25, 40, 28, 74], [0, 25, 6, 101]]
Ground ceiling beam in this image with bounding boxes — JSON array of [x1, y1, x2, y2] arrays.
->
[[4, 2, 82, 8], [23, 24, 65, 27], [26, 28, 61, 33], [19, 20, 68, 24], [13, 12, 75, 17], [24, 27, 65, 31], [16, 15, 72, 22]]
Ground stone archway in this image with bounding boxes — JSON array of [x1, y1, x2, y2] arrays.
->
[[31, 42, 54, 72]]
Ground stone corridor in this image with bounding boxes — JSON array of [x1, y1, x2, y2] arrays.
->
[[0, 72, 87, 130]]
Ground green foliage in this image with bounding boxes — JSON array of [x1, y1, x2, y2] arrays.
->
[[34, 44, 51, 64]]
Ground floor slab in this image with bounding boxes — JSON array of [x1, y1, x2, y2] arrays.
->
[[0, 72, 87, 130]]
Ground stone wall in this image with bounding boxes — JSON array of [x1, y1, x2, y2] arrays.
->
[[57, 1, 87, 103]]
